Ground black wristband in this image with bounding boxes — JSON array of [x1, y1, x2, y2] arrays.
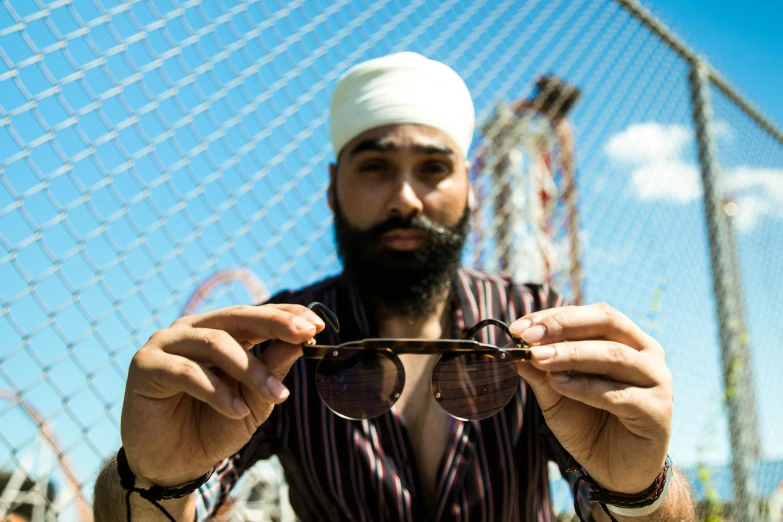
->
[[117, 447, 215, 501]]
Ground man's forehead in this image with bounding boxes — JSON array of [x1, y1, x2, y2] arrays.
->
[[344, 124, 459, 155]]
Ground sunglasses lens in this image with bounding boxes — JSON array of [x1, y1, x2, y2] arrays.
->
[[315, 349, 404, 420], [431, 353, 519, 421]]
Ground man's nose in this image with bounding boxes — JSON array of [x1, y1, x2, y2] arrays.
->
[[387, 177, 424, 217]]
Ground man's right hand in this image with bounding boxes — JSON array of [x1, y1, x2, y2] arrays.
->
[[120, 303, 324, 488]]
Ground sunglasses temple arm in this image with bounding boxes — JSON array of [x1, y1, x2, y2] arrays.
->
[[307, 302, 340, 333]]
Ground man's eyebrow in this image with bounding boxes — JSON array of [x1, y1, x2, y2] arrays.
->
[[348, 139, 455, 158], [411, 143, 455, 156], [348, 138, 397, 157]]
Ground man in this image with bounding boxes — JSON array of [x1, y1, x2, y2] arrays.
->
[[94, 53, 696, 521]]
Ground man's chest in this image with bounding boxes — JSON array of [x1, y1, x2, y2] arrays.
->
[[288, 357, 543, 522], [393, 355, 454, 511]]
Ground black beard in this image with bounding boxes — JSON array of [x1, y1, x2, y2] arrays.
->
[[333, 199, 470, 319]]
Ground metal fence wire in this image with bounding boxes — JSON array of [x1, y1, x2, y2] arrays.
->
[[1, 0, 782, 520]]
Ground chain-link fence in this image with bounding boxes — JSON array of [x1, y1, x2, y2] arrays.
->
[[1, 0, 781, 520]]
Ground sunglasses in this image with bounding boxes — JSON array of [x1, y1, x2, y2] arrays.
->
[[299, 302, 531, 421]]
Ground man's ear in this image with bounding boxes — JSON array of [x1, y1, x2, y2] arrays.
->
[[328, 163, 337, 211]]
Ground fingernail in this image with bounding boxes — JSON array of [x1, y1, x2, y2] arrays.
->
[[266, 375, 290, 400], [306, 312, 325, 328], [549, 372, 571, 384], [534, 346, 556, 361], [522, 325, 546, 344], [293, 317, 314, 332], [233, 398, 250, 416], [509, 319, 531, 335]]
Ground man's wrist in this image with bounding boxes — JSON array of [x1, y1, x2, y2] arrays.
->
[[572, 455, 673, 521], [597, 469, 697, 522], [117, 447, 214, 500], [94, 454, 198, 522], [605, 460, 673, 517], [120, 447, 215, 490]]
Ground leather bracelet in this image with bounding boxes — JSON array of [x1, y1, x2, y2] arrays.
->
[[117, 447, 215, 500], [570, 456, 673, 522], [117, 447, 215, 522], [606, 459, 673, 517]]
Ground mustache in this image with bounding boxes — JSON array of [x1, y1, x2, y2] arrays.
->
[[363, 213, 448, 240]]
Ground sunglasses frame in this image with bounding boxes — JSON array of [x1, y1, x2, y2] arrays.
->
[[303, 302, 532, 361], [298, 302, 532, 421]]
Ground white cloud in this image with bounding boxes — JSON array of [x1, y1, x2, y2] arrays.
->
[[604, 121, 732, 166], [724, 167, 783, 201], [632, 161, 702, 202], [731, 195, 772, 231], [604, 122, 783, 231], [604, 123, 692, 165], [723, 167, 783, 230]]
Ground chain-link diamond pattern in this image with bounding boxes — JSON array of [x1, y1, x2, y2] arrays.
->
[[1, 1, 781, 520]]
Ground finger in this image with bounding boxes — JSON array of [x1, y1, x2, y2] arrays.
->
[[257, 339, 304, 383], [267, 304, 327, 330], [512, 303, 656, 351], [514, 360, 563, 412], [528, 341, 658, 387], [509, 306, 579, 335], [176, 304, 324, 345], [546, 372, 666, 422], [145, 351, 250, 420], [154, 328, 291, 403]]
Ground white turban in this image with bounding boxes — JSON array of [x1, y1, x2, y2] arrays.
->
[[330, 52, 475, 159]]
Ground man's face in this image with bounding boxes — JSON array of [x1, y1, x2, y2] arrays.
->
[[329, 124, 472, 317]]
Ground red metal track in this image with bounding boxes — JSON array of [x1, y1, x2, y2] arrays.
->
[[0, 389, 92, 522], [181, 269, 269, 317]]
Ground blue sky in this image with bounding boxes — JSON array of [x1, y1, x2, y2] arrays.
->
[[1, 0, 782, 513], [643, 0, 783, 127]]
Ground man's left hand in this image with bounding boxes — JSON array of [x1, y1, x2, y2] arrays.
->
[[510, 302, 673, 495]]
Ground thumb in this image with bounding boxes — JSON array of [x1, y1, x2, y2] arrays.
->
[[515, 360, 563, 411], [258, 340, 303, 382]]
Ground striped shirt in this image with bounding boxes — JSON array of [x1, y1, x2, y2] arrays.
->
[[195, 268, 593, 521]]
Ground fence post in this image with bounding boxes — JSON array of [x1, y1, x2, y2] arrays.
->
[[688, 58, 758, 520]]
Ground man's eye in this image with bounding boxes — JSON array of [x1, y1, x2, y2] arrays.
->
[[422, 162, 449, 174], [358, 161, 385, 173]]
